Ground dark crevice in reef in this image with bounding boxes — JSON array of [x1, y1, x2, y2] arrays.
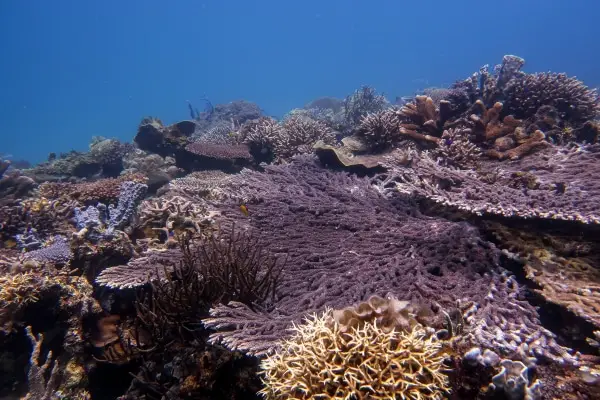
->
[[418, 198, 600, 357], [495, 241, 598, 356], [88, 361, 141, 400]]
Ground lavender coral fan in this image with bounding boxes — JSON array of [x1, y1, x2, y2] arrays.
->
[[203, 157, 569, 364]]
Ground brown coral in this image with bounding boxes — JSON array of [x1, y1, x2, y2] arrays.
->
[[397, 95, 456, 141]]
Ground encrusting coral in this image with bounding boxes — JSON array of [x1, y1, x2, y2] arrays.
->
[[260, 304, 450, 400]]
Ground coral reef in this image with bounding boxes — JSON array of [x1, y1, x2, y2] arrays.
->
[[203, 157, 568, 365], [73, 180, 147, 241], [2, 55, 599, 399]]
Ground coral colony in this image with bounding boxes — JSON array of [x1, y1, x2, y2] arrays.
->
[[1, 55, 600, 399]]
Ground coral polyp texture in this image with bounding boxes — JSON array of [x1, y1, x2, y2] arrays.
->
[[204, 157, 569, 364], [259, 308, 449, 400], [378, 144, 600, 224]]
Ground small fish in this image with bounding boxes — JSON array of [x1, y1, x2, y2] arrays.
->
[[239, 204, 249, 217], [4, 239, 16, 249]]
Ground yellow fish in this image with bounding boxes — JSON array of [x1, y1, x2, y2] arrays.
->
[[239, 204, 249, 217]]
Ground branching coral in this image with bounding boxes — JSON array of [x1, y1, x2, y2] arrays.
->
[[503, 72, 599, 122], [22, 326, 61, 400], [273, 116, 336, 161], [97, 225, 284, 300], [342, 86, 389, 126], [163, 170, 231, 200], [356, 108, 402, 151], [95, 247, 185, 289], [239, 117, 282, 162], [432, 128, 482, 168], [137, 195, 215, 245], [202, 157, 568, 363], [73, 180, 147, 241], [259, 308, 450, 400]]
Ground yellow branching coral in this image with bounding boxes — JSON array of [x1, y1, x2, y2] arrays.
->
[[260, 308, 450, 400]]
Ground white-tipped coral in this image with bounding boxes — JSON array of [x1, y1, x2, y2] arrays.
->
[[259, 307, 450, 400]]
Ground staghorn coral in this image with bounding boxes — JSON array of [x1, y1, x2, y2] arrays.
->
[[202, 157, 569, 365], [342, 85, 389, 126], [379, 144, 600, 224], [238, 117, 282, 162], [356, 108, 402, 151], [260, 308, 450, 400], [273, 115, 336, 161], [503, 72, 599, 123]]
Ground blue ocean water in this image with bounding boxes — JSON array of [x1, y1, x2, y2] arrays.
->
[[1, 0, 598, 164]]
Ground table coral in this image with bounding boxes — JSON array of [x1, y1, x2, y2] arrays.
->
[[202, 157, 568, 364], [378, 143, 600, 224]]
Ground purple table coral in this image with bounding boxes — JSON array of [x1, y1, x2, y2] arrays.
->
[[203, 156, 571, 364]]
